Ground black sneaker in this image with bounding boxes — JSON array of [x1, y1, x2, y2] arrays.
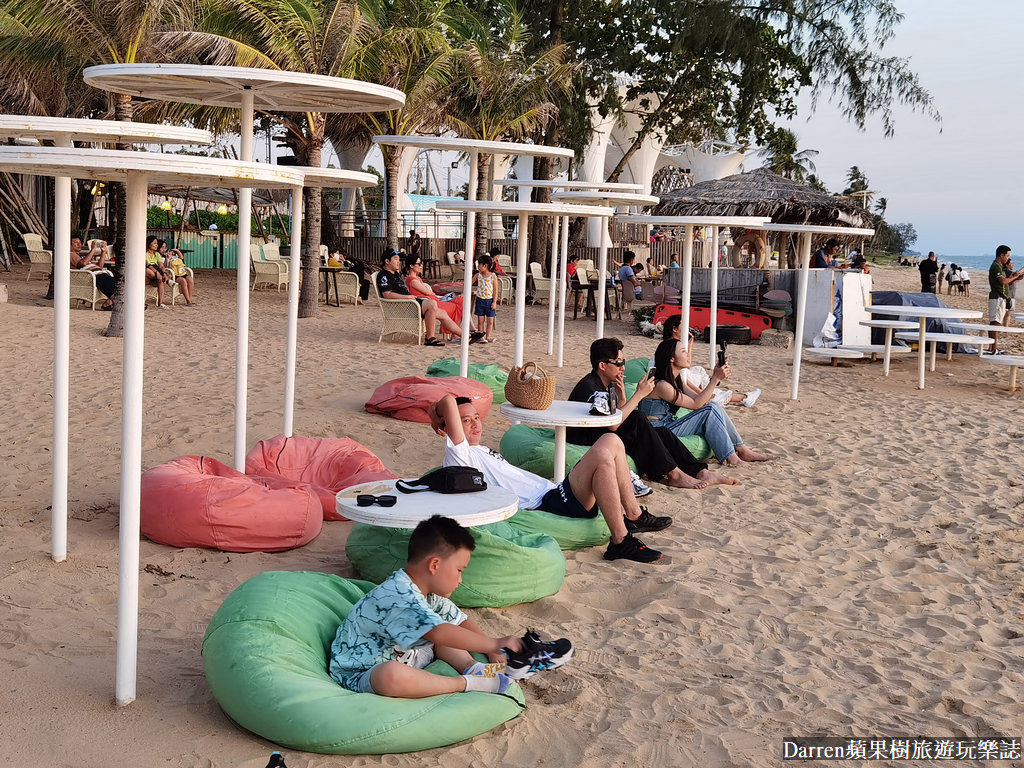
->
[[503, 630, 574, 680], [604, 533, 662, 562], [624, 506, 672, 533]]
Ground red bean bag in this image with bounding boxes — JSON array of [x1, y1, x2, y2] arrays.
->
[[141, 456, 322, 552], [245, 435, 397, 521], [364, 375, 493, 423]]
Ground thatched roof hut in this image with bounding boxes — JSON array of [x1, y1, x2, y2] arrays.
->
[[653, 168, 872, 229]]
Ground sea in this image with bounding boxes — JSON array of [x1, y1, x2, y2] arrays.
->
[[929, 254, 995, 271]]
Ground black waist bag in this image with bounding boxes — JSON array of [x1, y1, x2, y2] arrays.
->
[[396, 466, 487, 494]]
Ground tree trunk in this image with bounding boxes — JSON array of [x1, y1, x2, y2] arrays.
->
[[298, 122, 324, 319], [102, 93, 134, 339], [476, 154, 492, 244], [384, 148, 401, 250]]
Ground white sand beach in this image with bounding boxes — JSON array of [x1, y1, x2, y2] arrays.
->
[[1, 263, 1021, 767]]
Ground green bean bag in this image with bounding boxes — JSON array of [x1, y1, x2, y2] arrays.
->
[[506, 508, 611, 550], [499, 422, 712, 480], [346, 521, 564, 607], [427, 357, 509, 404], [203, 571, 525, 754]]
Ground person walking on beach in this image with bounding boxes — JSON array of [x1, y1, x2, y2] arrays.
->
[[919, 251, 938, 293], [988, 245, 1024, 353], [429, 394, 673, 562]]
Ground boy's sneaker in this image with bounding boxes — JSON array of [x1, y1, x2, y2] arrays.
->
[[742, 388, 762, 408], [624, 506, 672, 533], [604, 533, 662, 563], [588, 390, 613, 416], [630, 470, 652, 498], [712, 389, 733, 406], [503, 630, 573, 680]]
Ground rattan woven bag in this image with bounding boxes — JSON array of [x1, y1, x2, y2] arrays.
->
[[504, 361, 556, 410]]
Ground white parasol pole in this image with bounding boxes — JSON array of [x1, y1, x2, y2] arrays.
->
[[115, 170, 148, 706], [556, 214, 570, 367], [708, 225, 720, 368], [51, 135, 72, 562], [458, 152, 479, 377], [513, 212, 529, 366], [233, 87, 255, 469], [596, 215, 609, 339], [547, 216, 559, 355], [680, 225, 693, 351], [283, 183, 302, 436], [790, 232, 813, 400]]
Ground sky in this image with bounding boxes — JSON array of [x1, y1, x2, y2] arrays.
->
[[775, 0, 1024, 257]]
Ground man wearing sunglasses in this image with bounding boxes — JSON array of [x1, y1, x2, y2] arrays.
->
[[428, 394, 671, 563], [567, 338, 735, 489]]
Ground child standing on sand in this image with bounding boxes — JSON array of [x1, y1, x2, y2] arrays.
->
[[329, 515, 572, 697], [472, 254, 498, 344]]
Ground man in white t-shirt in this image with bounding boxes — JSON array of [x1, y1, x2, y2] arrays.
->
[[428, 394, 671, 563]]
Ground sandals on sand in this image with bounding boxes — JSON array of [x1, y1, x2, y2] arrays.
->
[[424, 337, 445, 347]]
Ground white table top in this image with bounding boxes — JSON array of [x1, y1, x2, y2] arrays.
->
[[860, 319, 918, 329], [866, 305, 982, 320], [804, 347, 864, 358], [500, 399, 623, 428], [336, 479, 519, 529], [84, 64, 406, 113], [0, 115, 212, 145], [494, 179, 643, 191], [372, 135, 574, 158], [435, 199, 612, 217], [948, 322, 1024, 334], [895, 332, 994, 344], [840, 345, 912, 354]]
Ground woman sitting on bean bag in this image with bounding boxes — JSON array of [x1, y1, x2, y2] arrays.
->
[[640, 338, 769, 466]]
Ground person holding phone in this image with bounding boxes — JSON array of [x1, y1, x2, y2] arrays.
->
[[639, 338, 768, 466]]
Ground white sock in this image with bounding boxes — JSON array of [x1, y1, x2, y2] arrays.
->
[[462, 673, 507, 693]]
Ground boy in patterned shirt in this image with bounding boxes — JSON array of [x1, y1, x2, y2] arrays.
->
[[329, 515, 524, 696]]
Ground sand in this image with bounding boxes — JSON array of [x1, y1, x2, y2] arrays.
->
[[1, 263, 1022, 767]]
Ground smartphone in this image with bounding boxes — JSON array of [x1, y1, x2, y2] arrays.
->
[[717, 340, 728, 367]]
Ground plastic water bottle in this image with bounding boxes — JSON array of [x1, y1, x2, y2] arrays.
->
[[265, 752, 287, 768]]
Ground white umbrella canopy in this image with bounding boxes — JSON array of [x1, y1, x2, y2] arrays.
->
[[86, 65, 405, 470], [434, 199, 612, 368]]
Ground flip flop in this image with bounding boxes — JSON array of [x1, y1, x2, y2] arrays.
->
[[424, 337, 445, 347]]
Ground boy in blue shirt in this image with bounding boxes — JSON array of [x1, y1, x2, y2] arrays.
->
[[330, 515, 571, 697]]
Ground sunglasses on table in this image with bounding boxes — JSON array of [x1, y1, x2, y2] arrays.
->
[[602, 359, 626, 367], [355, 494, 397, 507]]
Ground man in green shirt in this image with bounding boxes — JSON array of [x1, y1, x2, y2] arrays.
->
[[988, 245, 1023, 353]]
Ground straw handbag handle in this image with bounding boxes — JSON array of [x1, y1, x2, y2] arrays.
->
[[517, 361, 546, 381]]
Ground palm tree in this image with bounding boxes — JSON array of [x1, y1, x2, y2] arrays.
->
[[0, 0, 202, 336], [446, 1, 576, 242], [757, 127, 818, 181]]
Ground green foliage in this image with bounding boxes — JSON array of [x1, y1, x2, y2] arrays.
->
[[147, 206, 183, 228], [872, 220, 918, 255]]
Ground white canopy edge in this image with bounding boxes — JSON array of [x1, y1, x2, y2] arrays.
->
[[551, 190, 660, 206], [618, 215, 771, 227], [0, 116, 212, 145], [495, 179, 643, 191], [85, 64, 406, 113], [373, 135, 574, 159], [434, 199, 612, 217]]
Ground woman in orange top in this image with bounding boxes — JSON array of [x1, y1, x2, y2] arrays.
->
[[403, 255, 471, 338]]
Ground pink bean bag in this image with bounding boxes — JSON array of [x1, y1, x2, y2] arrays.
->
[[245, 435, 397, 521], [141, 456, 322, 552], [364, 375, 493, 423]]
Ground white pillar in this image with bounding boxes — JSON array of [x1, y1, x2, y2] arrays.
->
[[513, 212, 529, 366], [233, 88, 255, 469], [283, 184, 303, 436], [547, 216, 559, 355], [115, 170, 148, 706], [708, 225, 720, 369], [596, 215, 609, 339], [51, 136, 72, 562], [680, 225, 693, 351], [556, 214, 570, 367], [458, 152, 479, 377], [790, 233, 812, 400]]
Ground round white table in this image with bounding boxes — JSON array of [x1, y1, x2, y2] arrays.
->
[[499, 400, 622, 481], [336, 479, 519, 529], [859, 319, 918, 376], [865, 305, 982, 388]]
